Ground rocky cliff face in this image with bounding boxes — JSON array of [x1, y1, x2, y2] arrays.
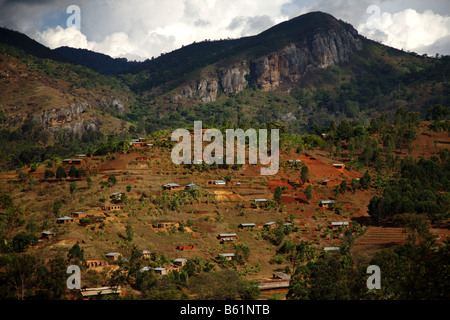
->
[[251, 28, 362, 91], [171, 24, 362, 102], [30, 98, 122, 138]]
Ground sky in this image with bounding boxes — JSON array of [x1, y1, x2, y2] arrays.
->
[[0, 0, 449, 61]]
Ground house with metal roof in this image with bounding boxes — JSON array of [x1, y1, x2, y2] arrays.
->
[[174, 258, 187, 267], [218, 253, 235, 261], [238, 223, 256, 229], [319, 200, 335, 208], [105, 252, 121, 261], [163, 183, 181, 191], [185, 183, 201, 190], [56, 216, 74, 224], [217, 233, 237, 240]]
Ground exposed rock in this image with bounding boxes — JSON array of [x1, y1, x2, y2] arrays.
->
[[250, 27, 362, 91], [197, 79, 218, 103], [281, 112, 297, 123], [48, 120, 98, 139], [111, 99, 125, 114], [220, 65, 250, 94], [32, 102, 89, 128]]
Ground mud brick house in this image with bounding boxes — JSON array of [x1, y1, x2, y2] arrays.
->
[[176, 245, 195, 251], [163, 183, 181, 191], [102, 205, 121, 211], [86, 259, 110, 269], [218, 253, 235, 261], [238, 223, 256, 229], [333, 163, 345, 171], [123, 177, 139, 182], [157, 221, 180, 229], [264, 221, 276, 229], [140, 267, 168, 275], [174, 258, 187, 267], [212, 180, 226, 185], [217, 233, 237, 241], [73, 212, 87, 219], [185, 183, 201, 190], [105, 252, 121, 261], [331, 221, 349, 228], [63, 159, 86, 166], [56, 216, 75, 224], [141, 250, 151, 259], [319, 200, 335, 208], [252, 199, 267, 207], [41, 231, 55, 240]]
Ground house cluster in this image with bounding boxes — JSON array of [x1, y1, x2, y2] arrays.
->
[[130, 138, 153, 148], [56, 210, 105, 224], [62, 159, 86, 166], [162, 182, 201, 191]]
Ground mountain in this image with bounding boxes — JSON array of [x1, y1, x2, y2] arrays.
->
[[0, 11, 449, 168], [53, 46, 140, 75], [119, 11, 449, 131]]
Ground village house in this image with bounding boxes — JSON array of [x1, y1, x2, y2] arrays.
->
[[102, 205, 121, 211], [185, 183, 201, 190], [331, 221, 349, 228], [157, 221, 180, 229], [141, 250, 151, 259], [72, 212, 87, 219], [217, 233, 237, 241], [212, 180, 226, 185], [333, 163, 345, 170], [140, 267, 168, 275], [56, 216, 75, 224], [41, 231, 55, 240], [319, 200, 335, 208], [176, 245, 195, 251], [123, 177, 139, 182], [80, 286, 121, 298], [252, 199, 267, 207], [264, 221, 277, 229], [163, 183, 181, 191], [272, 272, 291, 280], [86, 259, 110, 269], [238, 223, 256, 229], [173, 258, 187, 267], [218, 253, 235, 261], [105, 252, 121, 261], [324, 247, 340, 252]]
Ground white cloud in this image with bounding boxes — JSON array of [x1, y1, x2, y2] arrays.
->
[[3, 0, 450, 60], [358, 8, 450, 55]]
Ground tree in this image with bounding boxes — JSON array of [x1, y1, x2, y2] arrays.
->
[[188, 270, 259, 300], [55, 166, 66, 179], [273, 186, 282, 205], [304, 185, 313, 200], [53, 200, 63, 217], [396, 213, 430, 244], [68, 243, 86, 267], [126, 220, 134, 242], [339, 180, 348, 194], [87, 176, 92, 189], [300, 166, 309, 184], [44, 169, 55, 179], [5, 254, 44, 300], [108, 174, 117, 185], [70, 182, 77, 197], [11, 232, 38, 252], [68, 165, 78, 178]]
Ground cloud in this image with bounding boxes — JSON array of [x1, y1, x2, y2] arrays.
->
[[358, 8, 450, 55], [2, 0, 450, 60]]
